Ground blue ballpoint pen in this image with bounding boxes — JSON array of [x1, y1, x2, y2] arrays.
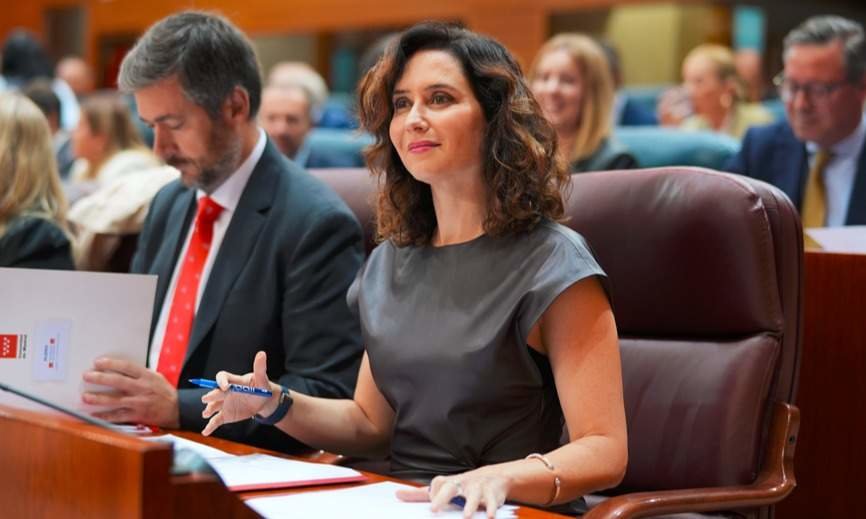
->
[[188, 378, 273, 397]]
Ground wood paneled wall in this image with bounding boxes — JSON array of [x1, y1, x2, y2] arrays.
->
[[1, 0, 660, 74]]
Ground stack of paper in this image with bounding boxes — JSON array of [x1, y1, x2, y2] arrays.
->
[[246, 481, 517, 518], [146, 434, 365, 491]]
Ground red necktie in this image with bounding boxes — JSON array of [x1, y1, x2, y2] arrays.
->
[[156, 196, 223, 386]]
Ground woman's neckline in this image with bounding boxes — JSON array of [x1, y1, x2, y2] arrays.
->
[[428, 230, 489, 250]]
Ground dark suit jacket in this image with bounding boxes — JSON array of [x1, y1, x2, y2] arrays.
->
[[0, 216, 74, 270], [132, 140, 364, 452], [725, 120, 866, 225]]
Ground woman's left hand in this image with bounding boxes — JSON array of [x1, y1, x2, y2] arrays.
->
[[396, 467, 511, 518]]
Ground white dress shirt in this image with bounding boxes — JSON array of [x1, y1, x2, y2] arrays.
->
[[148, 128, 267, 368], [807, 113, 866, 227]]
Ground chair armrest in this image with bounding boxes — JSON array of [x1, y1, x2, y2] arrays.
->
[[584, 400, 799, 519]]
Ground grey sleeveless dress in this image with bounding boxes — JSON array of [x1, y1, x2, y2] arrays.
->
[[347, 220, 607, 504]]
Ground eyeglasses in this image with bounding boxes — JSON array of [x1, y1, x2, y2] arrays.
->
[[773, 73, 850, 102]]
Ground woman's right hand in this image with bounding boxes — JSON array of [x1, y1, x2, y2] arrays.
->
[[201, 351, 280, 436]]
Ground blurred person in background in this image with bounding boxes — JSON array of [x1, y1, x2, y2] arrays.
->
[[259, 84, 312, 161], [259, 83, 363, 168], [656, 85, 694, 127], [69, 91, 161, 189], [530, 33, 637, 172], [22, 79, 76, 179], [65, 91, 170, 270], [56, 56, 96, 98], [1, 29, 79, 130], [0, 93, 74, 269], [679, 44, 773, 138], [734, 48, 775, 103], [726, 15, 866, 228], [267, 61, 329, 123]]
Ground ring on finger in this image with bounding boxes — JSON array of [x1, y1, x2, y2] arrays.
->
[[453, 480, 463, 496]]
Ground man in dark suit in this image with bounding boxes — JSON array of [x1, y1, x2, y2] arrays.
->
[[726, 16, 866, 226], [81, 11, 364, 452]]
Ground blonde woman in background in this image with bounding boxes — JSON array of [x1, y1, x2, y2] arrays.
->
[[679, 44, 774, 139], [0, 93, 74, 269], [70, 91, 160, 189], [66, 91, 177, 271], [530, 34, 637, 172]]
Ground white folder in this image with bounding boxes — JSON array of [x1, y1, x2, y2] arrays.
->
[[0, 267, 156, 414]]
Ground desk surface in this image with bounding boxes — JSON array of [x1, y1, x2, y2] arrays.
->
[[173, 431, 569, 518]]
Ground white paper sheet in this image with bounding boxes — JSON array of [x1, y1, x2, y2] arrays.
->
[[145, 433, 236, 460], [806, 226, 866, 253], [208, 453, 364, 490], [245, 481, 517, 519], [144, 435, 364, 491]]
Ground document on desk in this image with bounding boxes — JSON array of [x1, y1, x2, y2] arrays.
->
[[146, 434, 236, 460], [145, 434, 365, 491], [245, 481, 518, 518]]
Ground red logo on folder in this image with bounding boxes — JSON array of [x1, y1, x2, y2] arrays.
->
[[1, 334, 19, 358]]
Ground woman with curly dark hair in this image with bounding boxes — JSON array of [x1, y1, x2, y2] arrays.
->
[[201, 22, 626, 517]]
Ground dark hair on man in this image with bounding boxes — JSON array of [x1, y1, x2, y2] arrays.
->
[[357, 22, 567, 247], [118, 11, 262, 119], [1, 30, 54, 85], [22, 79, 61, 119], [784, 15, 866, 82]]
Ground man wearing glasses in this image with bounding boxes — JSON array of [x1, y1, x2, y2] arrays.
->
[[726, 15, 866, 227]]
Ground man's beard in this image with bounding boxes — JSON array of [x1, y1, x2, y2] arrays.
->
[[196, 124, 242, 193], [166, 123, 243, 193]]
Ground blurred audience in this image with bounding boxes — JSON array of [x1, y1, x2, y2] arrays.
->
[[56, 56, 96, 98], [597, 39, 658, 126], [656, 85, 694, 127], [529, 34, 637, 172], [69, 91, 160, 190], [678, 44, 773, 138], [22, 79, 75, 179], [259, 84, 359, 168], [734, 48, 775, 103], [260, 85, 312, 160], [268, 61, 329, 121], [726, 15, 866, 228], [64, 91, 170, 269], [0, 92, 74, 269], [0, 29, 79, 130]]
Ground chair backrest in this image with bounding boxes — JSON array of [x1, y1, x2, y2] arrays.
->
[[615, 127, 740, 170], [309, 168, 378, 255], [620, 84, 672, 115], [564, 167, 802, 491], [306, 128, 373, 168]]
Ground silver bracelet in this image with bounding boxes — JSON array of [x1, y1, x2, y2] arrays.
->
[[525, 452, 561, 505]]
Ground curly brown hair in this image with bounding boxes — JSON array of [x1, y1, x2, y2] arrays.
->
[[358, 22, 569, 246]]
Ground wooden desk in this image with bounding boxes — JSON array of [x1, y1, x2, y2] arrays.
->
[[0, 404, 566, 517], [775, 251, 866, 518], [174, 430, 568, 518]]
